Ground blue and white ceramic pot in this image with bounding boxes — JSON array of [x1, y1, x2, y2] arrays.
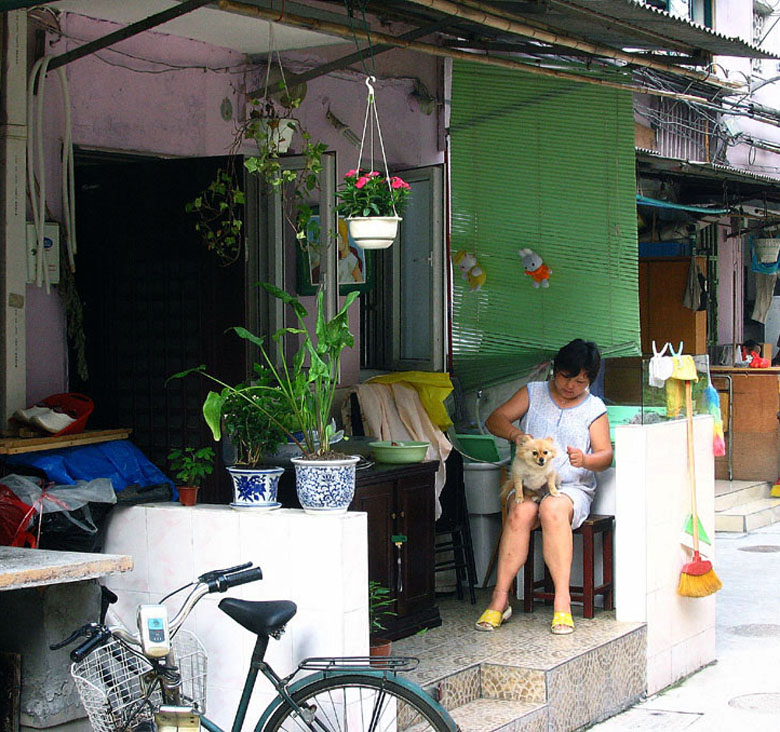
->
[[291, 455, 360, 514], [226, 466, 285, 506]]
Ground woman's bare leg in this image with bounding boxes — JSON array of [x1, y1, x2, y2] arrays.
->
[[539, 495, 574, 622], [485, 497, 539, 613]]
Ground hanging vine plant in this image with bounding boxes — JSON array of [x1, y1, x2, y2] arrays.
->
[[186, 45, 327, 266], [185, 164, 245, 267]]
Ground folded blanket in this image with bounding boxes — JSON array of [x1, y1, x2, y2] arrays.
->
[[344, 382, 452, 518]]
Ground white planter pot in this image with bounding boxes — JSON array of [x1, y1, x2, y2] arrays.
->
[[226, 466, 284, 506], [754, 238, 780, 264], [253, 118, 296, 154], [346, 216, 401, 249], [291, 455, 360, 514]]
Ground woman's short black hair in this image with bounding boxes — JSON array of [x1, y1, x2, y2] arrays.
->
[[552, 339, 601, 384]]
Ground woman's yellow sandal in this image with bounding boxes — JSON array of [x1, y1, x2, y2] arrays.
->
[[551, 611, 574, 635], [475, 605, 512, 631]]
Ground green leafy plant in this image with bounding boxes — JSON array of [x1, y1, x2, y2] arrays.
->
[[167, 447, 216, 487], [185, 166, 245, 266], [187, 89, 327, 265], [369, 580, 396, 634], [243, 109, 327, 242], [169, 282, 359, 460], [336, 169, 411, 219], [217, 365, 293, 466]]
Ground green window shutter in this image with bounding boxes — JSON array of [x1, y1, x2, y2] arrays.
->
[[450, 61, 640, 390]]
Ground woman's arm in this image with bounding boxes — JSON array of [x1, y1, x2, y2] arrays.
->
[[485, 386, 530, 446], [567, 412, 613, 471]]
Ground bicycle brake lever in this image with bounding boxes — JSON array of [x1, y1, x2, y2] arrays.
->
[[49, 622, 101, 650]]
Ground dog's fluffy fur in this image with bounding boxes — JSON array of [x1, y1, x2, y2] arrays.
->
[[501, 436, 561, 504]]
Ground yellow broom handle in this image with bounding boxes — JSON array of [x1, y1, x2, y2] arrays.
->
[[685, 379, 700, 552]]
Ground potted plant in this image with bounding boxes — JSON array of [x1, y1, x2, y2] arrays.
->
[[184, 166, 245, 266], [214, 368, 291, 508], [336, 169, 411, 249], [170, 282, 360, 514], [167, 446, 216, 506], [369, 580, 396, 657], [187, 89, 327, 265]]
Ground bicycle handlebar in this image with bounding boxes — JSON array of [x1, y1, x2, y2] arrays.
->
[[70, 627, 113, 663], [205, 566, 263, 593], [53, 563, 264, 660]]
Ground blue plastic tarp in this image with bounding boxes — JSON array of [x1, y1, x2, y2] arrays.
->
[[4, 439, 174, 495]]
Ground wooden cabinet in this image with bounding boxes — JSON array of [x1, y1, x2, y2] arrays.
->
[[350, 461, 441, 640], [277, 460, 441, 640], [639, 257, 707, 354], [711, 367, 780, 482]]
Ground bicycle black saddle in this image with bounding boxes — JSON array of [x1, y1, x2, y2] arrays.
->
[[218, 598, 297, 636]]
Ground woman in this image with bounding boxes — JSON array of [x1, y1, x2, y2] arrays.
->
[[476, 339, 612, 634]]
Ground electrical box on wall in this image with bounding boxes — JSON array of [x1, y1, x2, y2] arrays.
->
[[26, 222, 60, 285]]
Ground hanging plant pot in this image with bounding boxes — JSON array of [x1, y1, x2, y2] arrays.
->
[[347, 216, 402, 250], [754, 238, 780, 264], [226, 466, 284, 508], [252, 117, 297, 154], [291, 455, 360, 514]]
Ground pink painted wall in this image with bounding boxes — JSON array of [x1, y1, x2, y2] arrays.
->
[[29, 12, 442, 400]]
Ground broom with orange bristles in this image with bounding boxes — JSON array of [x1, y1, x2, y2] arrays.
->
[[678, 378, 723, 598]]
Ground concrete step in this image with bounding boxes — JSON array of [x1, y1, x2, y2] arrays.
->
[[714, 480, 771, 512], [715, 496, 780, 532], [447, 698, 547, 732]]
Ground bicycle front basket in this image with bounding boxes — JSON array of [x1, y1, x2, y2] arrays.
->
[[70, 630, 207, 732]]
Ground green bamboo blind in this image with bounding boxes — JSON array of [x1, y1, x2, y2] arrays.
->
[[450, 61, 640, 390]]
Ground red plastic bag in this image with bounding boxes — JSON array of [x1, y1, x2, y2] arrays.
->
[[0, 483, 37, 547]]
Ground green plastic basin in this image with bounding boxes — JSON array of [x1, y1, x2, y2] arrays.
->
[[369, 441, 430, 464]]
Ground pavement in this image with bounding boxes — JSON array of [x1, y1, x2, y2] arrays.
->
[[588, 523, 780, 731]]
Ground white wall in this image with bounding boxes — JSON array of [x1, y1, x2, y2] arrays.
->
[[103, 504, 368, 730], [615, 416, 717, 695]]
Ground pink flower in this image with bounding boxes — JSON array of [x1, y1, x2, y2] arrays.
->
[[367, 171, 381, 178], [344, 169, 359, 178], [355, 176, 370, 189], [391, 177, 410, 189]]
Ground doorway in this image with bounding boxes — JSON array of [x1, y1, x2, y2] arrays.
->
[[72, 154, 245, 503]]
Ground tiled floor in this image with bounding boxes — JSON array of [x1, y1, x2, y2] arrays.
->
[[396, 589, 644, 686], [394, 589, 647, 730]]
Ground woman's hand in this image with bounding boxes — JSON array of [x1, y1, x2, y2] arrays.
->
[[567, 446, 585, 468]]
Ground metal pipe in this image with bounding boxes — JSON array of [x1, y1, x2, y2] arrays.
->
[[217, 0, 711, 103], [404, 0, 739, 88], [47, 0, 213, 71]]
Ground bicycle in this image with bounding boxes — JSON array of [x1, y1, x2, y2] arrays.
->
[[52, 562, 456, 732]]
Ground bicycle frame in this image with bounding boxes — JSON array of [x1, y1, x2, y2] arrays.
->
[[196, 633, 449, 732]]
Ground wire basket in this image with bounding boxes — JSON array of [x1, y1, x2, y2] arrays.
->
[[71, 630, 207, 732]]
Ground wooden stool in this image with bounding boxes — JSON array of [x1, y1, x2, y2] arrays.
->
[[522, 514, 614, 619]]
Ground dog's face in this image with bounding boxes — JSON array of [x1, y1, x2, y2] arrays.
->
[[516, 436, 557, 471]]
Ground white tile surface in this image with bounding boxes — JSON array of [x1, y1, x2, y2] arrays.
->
[[614, 416, 716, 691], [103, 506, 149, 592], [102, 504, 368, 730]]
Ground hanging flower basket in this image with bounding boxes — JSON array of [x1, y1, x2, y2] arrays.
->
[[346, 215, 402, 249], [336, 77, 409, 250], [754, 238, 780, 264]]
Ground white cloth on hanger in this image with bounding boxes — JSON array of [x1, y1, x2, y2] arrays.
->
[[751, 272, 777, 324], [649, 341, 674, 388]]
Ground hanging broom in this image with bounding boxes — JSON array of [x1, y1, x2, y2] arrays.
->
[[678, 378, 723, 598]]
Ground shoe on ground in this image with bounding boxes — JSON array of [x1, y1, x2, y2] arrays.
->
[[475, 605, 512, 631], [31, 410, 77, 434]]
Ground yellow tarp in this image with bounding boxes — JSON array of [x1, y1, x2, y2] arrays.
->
[[367, 371, 454, 430]]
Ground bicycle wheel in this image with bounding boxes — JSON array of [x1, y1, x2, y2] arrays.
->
[[264, 674, 453, 732]]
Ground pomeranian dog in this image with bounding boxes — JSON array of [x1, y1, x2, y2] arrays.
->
[[501, 436, 561, 504]]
